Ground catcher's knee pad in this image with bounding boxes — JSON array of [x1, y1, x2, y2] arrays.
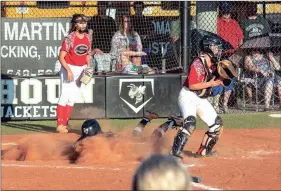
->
[[197, 116, 223, 156], [181, 116, 196, 136]]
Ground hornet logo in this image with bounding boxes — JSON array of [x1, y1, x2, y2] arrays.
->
[[127, 84, 146, 105], [119, 79, 154, 113]]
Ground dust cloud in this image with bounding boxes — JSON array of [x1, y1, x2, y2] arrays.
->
[[2, 128, 175, 164]]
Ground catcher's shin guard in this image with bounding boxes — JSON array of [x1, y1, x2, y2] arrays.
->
[[196, 116, 223, 157], [170, 116, 196, 158]]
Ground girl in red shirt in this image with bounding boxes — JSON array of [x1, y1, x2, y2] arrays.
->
[[56, 14, 92, 133]]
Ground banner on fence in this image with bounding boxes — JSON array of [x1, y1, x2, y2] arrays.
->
[[1, 77, 99, 120], [1, 17, 179, 76], [1, 18, 70, 76]]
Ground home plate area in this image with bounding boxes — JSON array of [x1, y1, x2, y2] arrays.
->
[[2, 128, 281, 190]]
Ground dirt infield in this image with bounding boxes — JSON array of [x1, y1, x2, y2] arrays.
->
[[2, 128, 281, 190]]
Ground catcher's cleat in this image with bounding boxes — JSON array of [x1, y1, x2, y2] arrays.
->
[[144, 110, 159, 121], [56, 125, 69, 133], [194, 150, 217, 158], [168, 114, 183, 128]]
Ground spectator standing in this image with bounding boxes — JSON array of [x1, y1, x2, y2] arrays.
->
[[130, 1, 154, 40], [214, 2, 244, 113], [88, 1, 117, 53]]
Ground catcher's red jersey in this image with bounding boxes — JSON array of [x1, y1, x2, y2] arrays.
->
[[183, 58, 216, 88], [60, 32, 91, 66]]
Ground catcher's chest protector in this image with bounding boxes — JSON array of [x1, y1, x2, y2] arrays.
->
[[193, 56, 215, 98]]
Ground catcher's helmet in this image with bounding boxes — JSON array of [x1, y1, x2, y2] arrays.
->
[[76, 119, 102, 142], [200, 35, 222, 63]]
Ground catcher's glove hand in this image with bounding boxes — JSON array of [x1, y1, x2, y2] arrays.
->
[[217, 59, 238, 87], [80, 67, 94, 85]]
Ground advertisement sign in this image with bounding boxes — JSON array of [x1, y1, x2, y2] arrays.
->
[[1, 17, 179, 76], [1, 76, 104, 120], [1, 18, 70, 76]]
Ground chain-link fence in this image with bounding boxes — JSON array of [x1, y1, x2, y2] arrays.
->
[[1, 1, 182, 75], [187, 1, 281, 114], [1, 1, 281, 114]]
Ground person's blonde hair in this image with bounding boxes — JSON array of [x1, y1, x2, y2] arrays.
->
[[132, 154, 192, 190]]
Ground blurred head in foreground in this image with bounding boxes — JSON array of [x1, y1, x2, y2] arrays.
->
[[132, 153, 192, 190]]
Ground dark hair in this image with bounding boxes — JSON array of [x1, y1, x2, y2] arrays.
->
[[118, 15, 134, 35], [133, 1, 144, 9], [68, 13, 88, 34], [97, 1, 108, 7], [219, 2, 233, 15], [247, 3, 257, 17]]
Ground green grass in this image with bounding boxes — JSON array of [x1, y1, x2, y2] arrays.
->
[[1, 112, 280, 135]]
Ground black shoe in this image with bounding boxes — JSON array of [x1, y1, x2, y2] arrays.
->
[[169, 151, 183, 160]]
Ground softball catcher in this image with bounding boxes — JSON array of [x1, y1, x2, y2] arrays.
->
[[169, 35, 237, 158]]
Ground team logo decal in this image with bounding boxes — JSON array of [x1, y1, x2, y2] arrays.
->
[[75, 44, 88, 55], [119, 79, 154, 113]]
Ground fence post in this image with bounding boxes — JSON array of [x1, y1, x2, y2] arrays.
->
[[180, 1, 191, 74]]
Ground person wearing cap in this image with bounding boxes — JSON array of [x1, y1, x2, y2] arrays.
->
[[212, 2, 244, 113]]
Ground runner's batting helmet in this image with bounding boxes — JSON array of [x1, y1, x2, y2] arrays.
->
[[76, 119, 102, 142]]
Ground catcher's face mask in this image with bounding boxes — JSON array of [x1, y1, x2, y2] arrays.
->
[[209, 44, 222, 63]]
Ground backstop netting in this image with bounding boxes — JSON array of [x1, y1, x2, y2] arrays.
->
[[1, 1, 182, 75], [190, 1, 281, 113], [1, 1, 281, 114]]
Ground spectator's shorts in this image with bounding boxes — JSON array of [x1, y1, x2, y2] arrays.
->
[[211, 78, 235, 96]]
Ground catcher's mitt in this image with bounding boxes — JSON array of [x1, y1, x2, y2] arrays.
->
[[80, 67, 94, 85], [217, 59, 238, 86]]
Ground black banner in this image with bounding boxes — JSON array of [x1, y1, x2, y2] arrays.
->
[[1, 75, 184, 121], [144, 75, 181, 117], [1, 76, 106, 121]]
